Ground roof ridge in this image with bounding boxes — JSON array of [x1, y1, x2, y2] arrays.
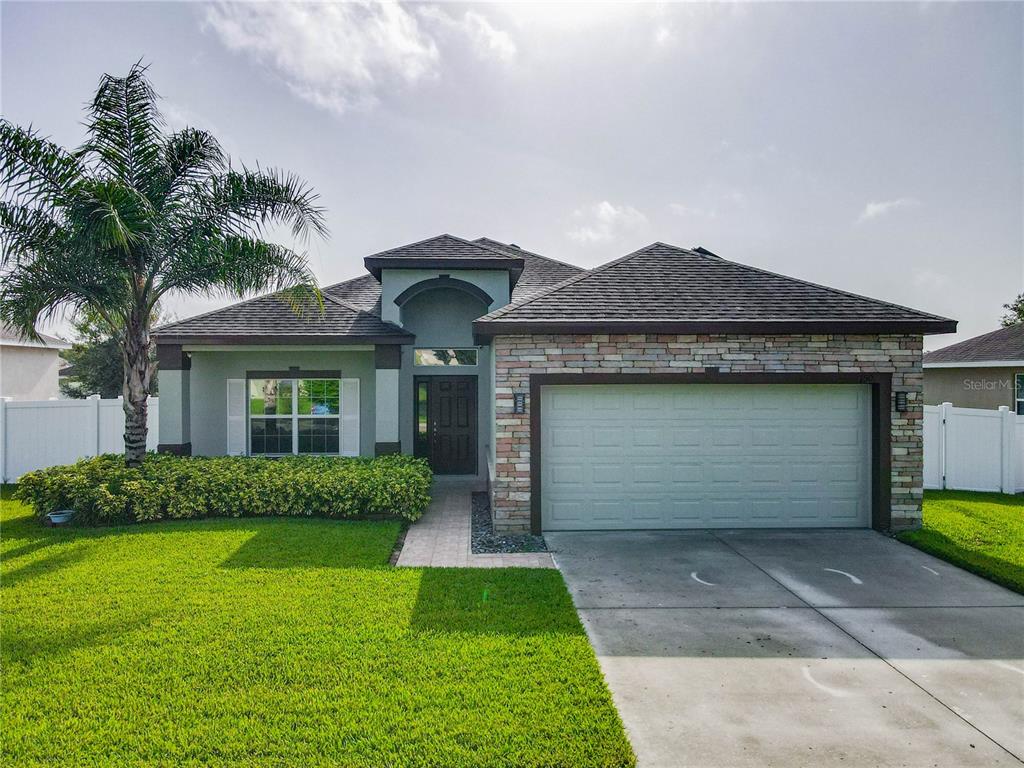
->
[[321, 272, 376, 294], [689, 246, 954, 323], [154, 288, 298, 333], [322, 293, 407, 334], [473, 237, 584, 272], [364, 233, 518, 261], [480, 242, 664, 321]]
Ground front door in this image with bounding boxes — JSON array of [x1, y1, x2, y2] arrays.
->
[[414, 376, 477, 474]]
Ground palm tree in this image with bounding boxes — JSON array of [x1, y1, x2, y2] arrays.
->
[[0, 62, 327, 466]]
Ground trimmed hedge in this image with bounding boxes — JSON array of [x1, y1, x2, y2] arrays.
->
[[15, 453, 432, 525]]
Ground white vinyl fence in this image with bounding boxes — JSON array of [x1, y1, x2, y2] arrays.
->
[[924, 402, 1024, 493], [0, 396, 159, 482]]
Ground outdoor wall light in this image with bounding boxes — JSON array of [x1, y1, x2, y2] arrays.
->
[[895, 391, 908, 412]]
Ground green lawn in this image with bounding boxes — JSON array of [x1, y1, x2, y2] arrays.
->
[[899, 490, 1024, 594], [1, 486, 633, 767]]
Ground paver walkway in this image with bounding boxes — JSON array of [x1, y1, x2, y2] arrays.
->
[[396, 481, 554, 568]]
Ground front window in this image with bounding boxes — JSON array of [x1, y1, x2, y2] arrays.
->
[[249, 378, 340, 455], [1016, 373, 1024, 415], [414, 348, 478, 366]]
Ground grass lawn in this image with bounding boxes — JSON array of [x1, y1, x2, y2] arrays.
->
[[898, 490, 1024, 594], [1, 486, 634, 767]]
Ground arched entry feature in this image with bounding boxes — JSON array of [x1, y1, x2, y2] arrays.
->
[[393, 276, 494, 309]]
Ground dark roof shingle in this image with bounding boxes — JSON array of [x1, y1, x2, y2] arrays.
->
[[472, 238, 585, 300], [475, 242, 955, 335], [923, 324, 1024, 364], [154, 290, 411, 343]]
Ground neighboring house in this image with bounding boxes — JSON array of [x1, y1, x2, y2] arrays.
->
[[0, 324, 71, 400], [923, 324, 1024, 413], [153, 234, 955, 533]]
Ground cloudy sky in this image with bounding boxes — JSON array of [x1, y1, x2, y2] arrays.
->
[[2, 1, 1021, 348]]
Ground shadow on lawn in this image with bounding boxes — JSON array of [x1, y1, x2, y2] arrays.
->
[[3, 610, 161, 667], [408, 567, 586, 636], [219, 520, 397, 570]]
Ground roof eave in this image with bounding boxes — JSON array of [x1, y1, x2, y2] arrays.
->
[[365, 256, 525, 285], [923, 359, 1024, 369], [153, 333, 415, 346], [473, 318, 958, 338]]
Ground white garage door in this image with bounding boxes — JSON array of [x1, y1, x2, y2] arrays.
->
[[540, 384, 871, 530]]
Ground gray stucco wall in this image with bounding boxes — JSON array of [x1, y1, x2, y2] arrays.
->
[[379, 267, 511, 325], [0, 345, 63, 400], [924, 366, 1022, 410], [186, 348, 376, 456]]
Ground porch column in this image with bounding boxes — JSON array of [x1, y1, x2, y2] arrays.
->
[[374, 345, 401, 455], [156, 344, 191, 455]]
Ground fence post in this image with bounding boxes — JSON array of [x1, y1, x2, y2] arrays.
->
[[88, 394, 101, 457], [999, 405, 1015, 494], [939, 402, 952, 489], [0, 397, 7, 483]]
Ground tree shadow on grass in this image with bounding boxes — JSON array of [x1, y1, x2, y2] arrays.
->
[[219, 520, 398, 570], [408, 568, 586, 637], [3, 610, 162, 669], [2, 544, 92, 590]]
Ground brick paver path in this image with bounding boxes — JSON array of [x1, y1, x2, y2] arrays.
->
[[396, 482, 554, 568]]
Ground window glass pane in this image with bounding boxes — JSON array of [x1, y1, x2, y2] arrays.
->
[[414, 348, 478, 366], [296, 379, 340, 415], [298, 418, 339, 454], [250, 418, 293, 454], [250, 379, 293, 415]]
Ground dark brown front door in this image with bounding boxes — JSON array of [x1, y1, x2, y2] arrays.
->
[[414, 376, 477, 474]]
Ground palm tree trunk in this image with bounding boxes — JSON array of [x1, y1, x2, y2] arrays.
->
[[122, 312, 152, 468]]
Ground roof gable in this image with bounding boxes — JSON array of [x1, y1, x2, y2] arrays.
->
[[363, 233, 525, 283], [475, 242, 955, 335], [923, 324, 1024, 364]]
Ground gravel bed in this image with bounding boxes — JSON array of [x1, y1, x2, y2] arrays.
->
[[471, 491, 549, 554]]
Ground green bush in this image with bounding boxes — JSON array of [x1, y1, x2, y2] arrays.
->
[[15, 453, 433, 525]]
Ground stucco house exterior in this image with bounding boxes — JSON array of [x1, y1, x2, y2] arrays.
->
[[923, 324, 1024, 413], [153, 234, 955, 533], [0, 324, 71, 400]]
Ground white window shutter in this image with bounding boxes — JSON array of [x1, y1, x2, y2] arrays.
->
[[226, 379, 247, 455], [341, 378, 360, 456]]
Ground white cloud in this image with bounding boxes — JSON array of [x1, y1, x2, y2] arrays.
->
[[202, 1, 441, 115], [422, 8, 516, 63], [857, 197, 921, 224], [201, 2, 516, 116], [654, 25, 672, 46], [567, 201, 648, 244]]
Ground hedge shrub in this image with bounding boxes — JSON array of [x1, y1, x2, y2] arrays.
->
[[15, 453, 433, 525]]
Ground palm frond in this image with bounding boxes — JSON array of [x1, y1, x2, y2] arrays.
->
[[158, 235, 321, 313], [80, 61, 164, 192], [0, 121, 86, 207], [0, 202, 70, 266]]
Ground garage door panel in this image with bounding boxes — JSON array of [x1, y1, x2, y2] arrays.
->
[[542, 383, 871, 531]]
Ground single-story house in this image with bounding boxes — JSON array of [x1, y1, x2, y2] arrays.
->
[[0, 324, 71, 400], [923, 324, 1024, 413], [153, 234, 955, 533]]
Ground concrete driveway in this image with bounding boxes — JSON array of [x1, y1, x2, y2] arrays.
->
[[547, 529, 1024, 768]]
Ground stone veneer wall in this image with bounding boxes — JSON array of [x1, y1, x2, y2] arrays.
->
[[491, 333, 924, 533]]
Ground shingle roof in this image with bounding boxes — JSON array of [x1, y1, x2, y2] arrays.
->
[[473, 238, 586, 301], [0, 323, 71, 349], [367, 233, 520, 262], [153, 237, 582, 345], [153, 290, 411, 343], [474, 242, 956, 335], [923, 324, 1024, 364]]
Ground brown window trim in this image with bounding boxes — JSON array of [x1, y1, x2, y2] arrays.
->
[[527, 372, 893, 535]]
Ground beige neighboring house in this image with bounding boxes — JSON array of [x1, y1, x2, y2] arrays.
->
[[923, 323, 1024, 413], [0, 324, 72, 400]]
